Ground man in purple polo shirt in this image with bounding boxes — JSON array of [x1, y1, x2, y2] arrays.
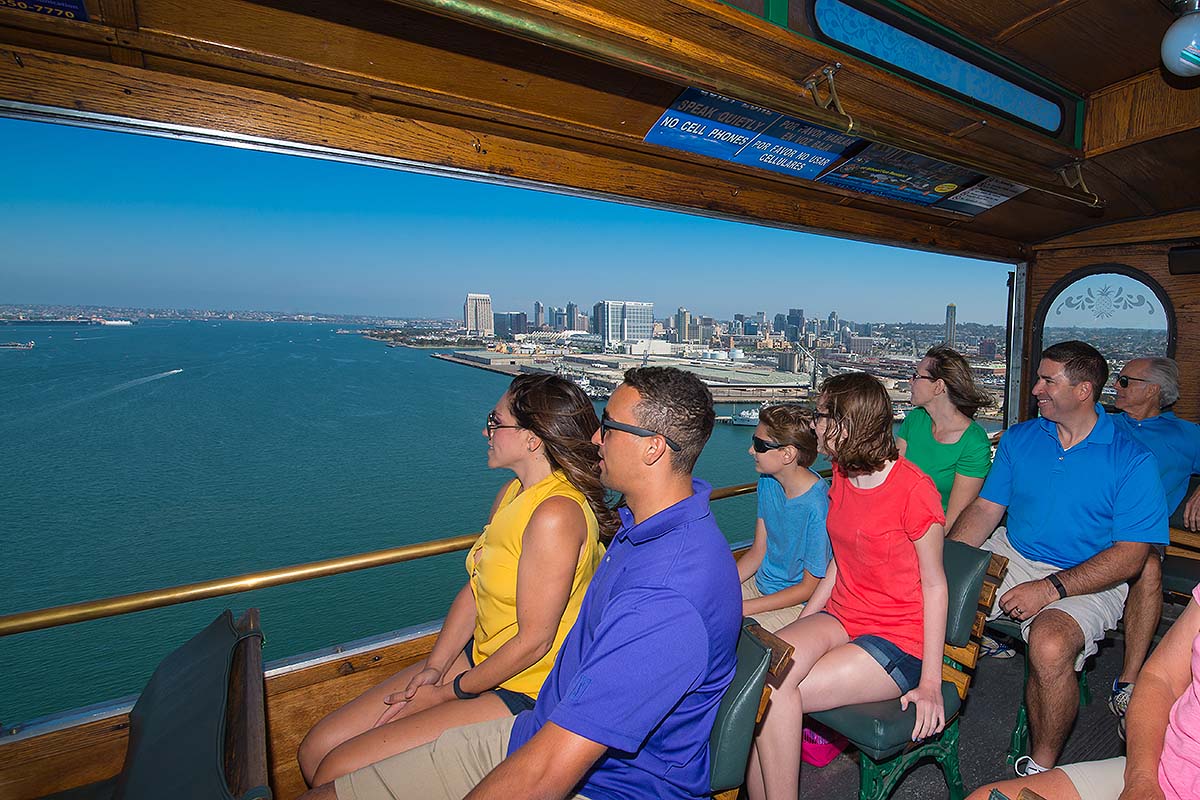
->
[[323, 367, 742, 800]]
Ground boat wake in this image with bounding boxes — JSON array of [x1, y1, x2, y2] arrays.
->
[[53, 369, 184, 411]]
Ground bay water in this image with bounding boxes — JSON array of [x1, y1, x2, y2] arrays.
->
[[1, 321, 772, 726]]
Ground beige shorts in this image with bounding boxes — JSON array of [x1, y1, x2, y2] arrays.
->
[[981, 528, 1127, 671], [334, 716, 594, 800], [741, 576, 804, 633], [1056, 756, 1126, 800]]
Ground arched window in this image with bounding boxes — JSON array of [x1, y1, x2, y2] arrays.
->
[[1031, 265, 1175, 403]]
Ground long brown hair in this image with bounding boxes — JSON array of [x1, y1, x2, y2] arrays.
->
[[507, 374, 618, 538], [923, 345, 996, 418], [819, 372, 898, 476]]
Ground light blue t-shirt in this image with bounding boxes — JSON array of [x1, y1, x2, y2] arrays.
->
[[754, 473, 832, 595], [1112, 411, 1200, 513], [980, 404, 1167, 568]]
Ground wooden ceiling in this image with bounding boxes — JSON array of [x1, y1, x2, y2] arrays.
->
[[899, 0, 1176, 95], [0, 0, 1196, 262]]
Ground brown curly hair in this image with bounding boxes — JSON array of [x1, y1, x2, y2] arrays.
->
[[507, 374, 618, 538]]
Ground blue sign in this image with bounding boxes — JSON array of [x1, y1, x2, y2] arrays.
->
[[1, 0, 88, 21], [644, 88, 860, 179], [817, 143, 980, 206]]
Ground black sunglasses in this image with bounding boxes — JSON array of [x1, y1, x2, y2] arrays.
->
[[1116, 375, 1150, 388], [485, 410, 521, 436], [752, 435, 786, 453], [910, 372, 936, 382], [599, 413, 682, 452]]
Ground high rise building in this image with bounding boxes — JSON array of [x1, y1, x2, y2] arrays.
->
[[595, 300, 654, 347], [675, 307, 692, 344], [827, 310, 839, 333], [566, 302, 578, 330], [464, 293, 494, 336], [980, 337, 997, 360], [945, 303, 957, 348], [774, 313, 787, 334], [493, 311, 527, 339], [533, 300, 544, 329]]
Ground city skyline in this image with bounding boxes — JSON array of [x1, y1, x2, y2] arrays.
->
[[0, 117, 1013, 325]]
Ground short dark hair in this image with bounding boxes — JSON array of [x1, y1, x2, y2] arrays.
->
[[1041, 341, 1109, 402], [759, 404, 818, 467], [622, 367, 714, 474], [819, 372, 898, 476]]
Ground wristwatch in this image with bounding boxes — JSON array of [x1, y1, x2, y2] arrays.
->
[[453, 671, 481, 700]]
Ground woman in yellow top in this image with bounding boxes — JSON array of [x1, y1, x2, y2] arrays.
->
[[298, 374, 615, 787]]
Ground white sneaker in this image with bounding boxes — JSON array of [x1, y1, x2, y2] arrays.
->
[[1014, 756, 1048, 777], [981, 634, 1016, 659]]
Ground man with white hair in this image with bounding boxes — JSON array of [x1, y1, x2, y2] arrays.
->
[[1109, 356, 1200, 730]]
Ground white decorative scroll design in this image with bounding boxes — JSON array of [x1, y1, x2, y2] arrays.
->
[[1054, 284, 1156, 319]]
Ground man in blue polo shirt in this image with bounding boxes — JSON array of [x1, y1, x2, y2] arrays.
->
[[324, 367, 742, 800], [949, 341, 1167, 778], [1108, 357, 1200, 725]]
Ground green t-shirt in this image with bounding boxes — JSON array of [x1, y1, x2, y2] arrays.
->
[[896, 407, 992, 510]]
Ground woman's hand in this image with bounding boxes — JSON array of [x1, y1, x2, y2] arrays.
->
[[371, 667, 442, 728], [900, 681, 945, 741]]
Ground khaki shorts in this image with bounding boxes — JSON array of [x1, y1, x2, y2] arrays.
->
[[981, 528, 1127, 671], [1056, 756, 1126, 800], [741, 576, 804, 633], [334, 717, 594, 800]]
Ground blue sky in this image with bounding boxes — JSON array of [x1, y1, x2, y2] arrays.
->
[[0, 117, 1014, 324]]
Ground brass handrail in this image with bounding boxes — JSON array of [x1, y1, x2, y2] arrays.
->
[[0, 482, 759, 638]]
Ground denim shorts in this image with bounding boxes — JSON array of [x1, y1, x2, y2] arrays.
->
[[850, 634, 922, 693], [464, 640, 538, 715]]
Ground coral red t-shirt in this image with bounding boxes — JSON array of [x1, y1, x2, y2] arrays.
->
[[825, 457, 945, 658]]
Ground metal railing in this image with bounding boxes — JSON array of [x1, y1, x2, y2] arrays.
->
[[0, 482, 759, 638]]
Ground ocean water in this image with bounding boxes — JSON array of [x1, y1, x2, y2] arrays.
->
[[0, 321, 769, 726]]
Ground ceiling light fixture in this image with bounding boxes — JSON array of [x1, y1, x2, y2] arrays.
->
[[1163, 0, 1200, 77]]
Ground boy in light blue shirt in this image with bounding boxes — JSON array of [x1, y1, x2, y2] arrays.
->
[[736, 404, 832, 632]]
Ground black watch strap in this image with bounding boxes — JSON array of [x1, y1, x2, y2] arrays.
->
[[1047, 573, 1068, 599], [453, 671, 481, 700]]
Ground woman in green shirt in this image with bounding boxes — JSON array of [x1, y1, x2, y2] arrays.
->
[[898, 346, 996, 529]]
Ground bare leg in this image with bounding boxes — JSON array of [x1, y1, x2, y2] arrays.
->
[[965, 769, 1082, 800], [1026, 610, 1085, 768], [298, 651, 470, 784], [1119, 553, 1161, 685], [311, 691, 510, 786], [745, 613, 848, 800]]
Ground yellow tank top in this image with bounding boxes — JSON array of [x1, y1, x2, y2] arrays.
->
[[466, 469, 603, 697]]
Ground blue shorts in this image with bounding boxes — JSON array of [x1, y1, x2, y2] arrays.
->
[[463, 641, 537, 715], [850, 634, 922, 693]]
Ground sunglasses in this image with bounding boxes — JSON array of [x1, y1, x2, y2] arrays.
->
[[1116, 375, 1150, 388], [599, 413, 682, 452], [485, 410, 521, 437], [911, 372, 936, 382], [752, 435, 787, 453]]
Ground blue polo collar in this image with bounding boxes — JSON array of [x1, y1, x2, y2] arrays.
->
[[1121, 410, 1178, 428], [1038, 402, 1113, 446], [616, 479, 714, 544]]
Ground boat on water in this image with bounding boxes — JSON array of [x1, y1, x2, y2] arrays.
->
[[0, 341, 34, 350], [1, 1, 1199, 798], [731, 407, 760, 426]]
